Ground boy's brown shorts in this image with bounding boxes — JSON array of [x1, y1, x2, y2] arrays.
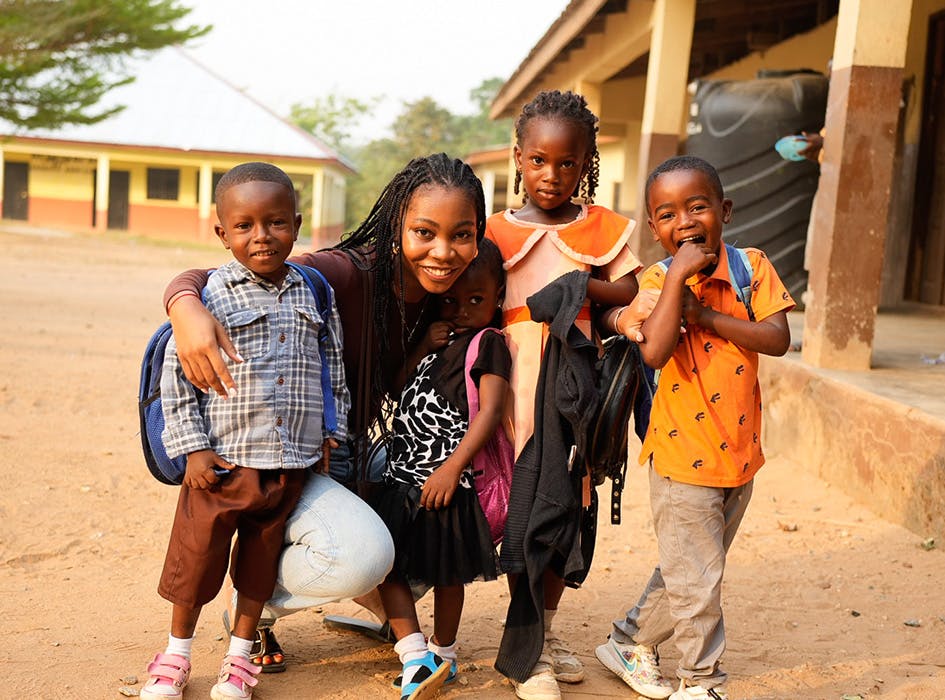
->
[[158, 467, 308, 608]]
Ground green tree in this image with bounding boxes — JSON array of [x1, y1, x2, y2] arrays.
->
[[289, 94, 376, 157], [0, 0, 209, 130], [290, 78, 514, 229], [456, 76, 513, 153]]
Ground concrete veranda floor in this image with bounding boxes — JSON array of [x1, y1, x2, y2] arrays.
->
[[785, 306, 945, 423]]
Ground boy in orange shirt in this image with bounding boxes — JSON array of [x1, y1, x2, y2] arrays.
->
[[597, 156, 794, 700]]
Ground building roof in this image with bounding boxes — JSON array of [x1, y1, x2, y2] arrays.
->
[[491, 0, 838, 119], [2, 46, 355, 173]]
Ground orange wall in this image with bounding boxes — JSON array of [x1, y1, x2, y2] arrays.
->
[[29, 197, 93, 228], [129, 204, 200, 239]]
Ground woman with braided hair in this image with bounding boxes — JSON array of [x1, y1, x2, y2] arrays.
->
[[160, 153, 486, 678]]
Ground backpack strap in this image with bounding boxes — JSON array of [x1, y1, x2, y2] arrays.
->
[[724, 243, 755, 322], [285, 261, 337, 435], [464, 328, 501, 421]]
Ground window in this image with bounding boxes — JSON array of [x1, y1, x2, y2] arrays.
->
[[147, 168, 179, 200]]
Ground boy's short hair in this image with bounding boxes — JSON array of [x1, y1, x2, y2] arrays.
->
[[216, 162, 296, 209], [465, 237, 505, 287], [644, 155, 724, 211]]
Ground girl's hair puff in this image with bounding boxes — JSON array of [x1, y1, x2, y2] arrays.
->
[[334, 153, 486, 420], [512, 90, 600, 204]]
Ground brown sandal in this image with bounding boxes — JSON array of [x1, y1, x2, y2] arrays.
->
[[250, 626, 286, 673]]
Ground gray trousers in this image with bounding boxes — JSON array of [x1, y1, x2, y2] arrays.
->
[[611, 464, 753, 688]]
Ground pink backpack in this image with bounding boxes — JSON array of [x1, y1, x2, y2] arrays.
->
[[464, 328, 515, 545]]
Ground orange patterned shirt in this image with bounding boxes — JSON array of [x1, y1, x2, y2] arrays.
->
[[639, 246, 795, 487]]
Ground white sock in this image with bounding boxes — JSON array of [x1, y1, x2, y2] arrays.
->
[[216, 635, 255, 694], [428, 637, 457, 663], [147, 635, 193, 697], [227, 635, 254, 659], [165, 633, 194, 659], [395, 632, 428, 686]]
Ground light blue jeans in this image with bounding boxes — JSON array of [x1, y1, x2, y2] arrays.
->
[[259, 443, 394, 624]]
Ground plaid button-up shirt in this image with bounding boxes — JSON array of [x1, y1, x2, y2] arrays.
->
[[161, 260, 349, 469]]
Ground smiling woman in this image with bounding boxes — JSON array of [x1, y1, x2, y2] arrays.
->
[[397, 185, 479, 299], [156, 153, 486, 675]]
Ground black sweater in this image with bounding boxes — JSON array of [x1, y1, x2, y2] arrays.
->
[[495, 270, 601, 682]]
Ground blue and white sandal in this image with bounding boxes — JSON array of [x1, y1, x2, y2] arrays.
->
[[399, 651, 451, 700], [393, 657, 457, 689]]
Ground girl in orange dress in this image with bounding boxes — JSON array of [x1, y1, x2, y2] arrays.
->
[[486, 90, 642, 700]]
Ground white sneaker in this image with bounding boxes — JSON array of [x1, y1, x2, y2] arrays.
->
[[544, 631, 585, 683], [595, 638, 673, 699], [510, 654, 561, 700], [669, 680, 729, 700]]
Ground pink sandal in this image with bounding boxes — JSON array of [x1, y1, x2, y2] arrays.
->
[[140, 652, 191, 700], [210, 655, 262, 700]]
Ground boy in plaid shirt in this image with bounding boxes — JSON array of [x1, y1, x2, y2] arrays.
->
[[142, 162, 349, 700]]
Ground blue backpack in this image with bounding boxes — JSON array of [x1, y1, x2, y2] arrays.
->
[[138, 262, 337, 485]]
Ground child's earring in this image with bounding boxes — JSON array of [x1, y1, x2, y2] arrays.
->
[[391, 240, 400, 255]]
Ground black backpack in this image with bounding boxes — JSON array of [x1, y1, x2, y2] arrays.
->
[[586, 335, 645, 524]]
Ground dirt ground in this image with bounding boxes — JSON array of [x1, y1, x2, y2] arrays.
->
[[3, 226, 944, 700]]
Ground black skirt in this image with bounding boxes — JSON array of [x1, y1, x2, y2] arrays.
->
[[373, 481, 499, 587]]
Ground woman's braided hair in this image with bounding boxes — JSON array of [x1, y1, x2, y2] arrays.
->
[[335, 153, 485, 420], [512, 89, 600, 204]]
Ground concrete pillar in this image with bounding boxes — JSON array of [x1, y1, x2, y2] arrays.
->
[[618, 120, 643, 217], [802, 0, 912, 370], [311, 169, 325, 248], [94, 155, 110, 232], [482, 169, 496, 216], [198, 162, 213, 239], [634, 0, 696, 264]]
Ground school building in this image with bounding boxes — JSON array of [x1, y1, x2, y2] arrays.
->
[[0, 47, 352, 247], [477, 0, 945, 538]]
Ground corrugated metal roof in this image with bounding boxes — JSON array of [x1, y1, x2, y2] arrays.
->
[[2, 46, 354, 171]]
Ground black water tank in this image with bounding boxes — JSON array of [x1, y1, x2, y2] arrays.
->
[[685, 71, 828, 306]]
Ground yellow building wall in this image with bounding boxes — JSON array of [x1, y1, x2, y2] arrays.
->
[[324, 166, 348, 233], [0, 140, 348, 240], [600, 76, 646, 214], [706, 18, 837, 84], [595, 139, 626, 212], [28, 157, 94, 199]]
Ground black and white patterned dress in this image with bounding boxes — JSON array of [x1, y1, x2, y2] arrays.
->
[[373, 330, 511, 587], [386, 353, 475, 490]]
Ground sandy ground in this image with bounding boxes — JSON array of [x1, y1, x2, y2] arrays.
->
[[2, 227, 944, 700]]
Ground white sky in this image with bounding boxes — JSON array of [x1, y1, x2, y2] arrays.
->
[[180, 0, 571, 143]]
